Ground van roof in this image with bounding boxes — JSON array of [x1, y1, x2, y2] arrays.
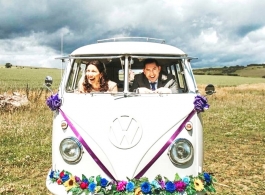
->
[[70, 38, 187, 57]]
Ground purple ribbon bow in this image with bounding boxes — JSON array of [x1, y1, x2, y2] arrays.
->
[[46, 93, 61, 111], [193, 95, 209, 113]]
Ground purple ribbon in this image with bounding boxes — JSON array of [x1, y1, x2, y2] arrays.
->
[[46, 93, 61, 111], [59, 109, 117, 182], [46, 94, 208, 181], [194, 95, 209, 113], [134, 95, 209, 178], [134, 109, 196, 179]]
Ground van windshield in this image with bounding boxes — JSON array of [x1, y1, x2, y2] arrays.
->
[[65, 57, 188, 94]]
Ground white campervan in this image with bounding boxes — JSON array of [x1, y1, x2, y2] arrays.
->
[[45, 37, 215, 195]]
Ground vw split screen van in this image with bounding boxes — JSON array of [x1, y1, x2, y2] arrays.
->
[[45, 37, 215, 195]]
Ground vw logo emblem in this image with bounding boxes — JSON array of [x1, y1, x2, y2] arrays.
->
[[109, 115, 142, 149]]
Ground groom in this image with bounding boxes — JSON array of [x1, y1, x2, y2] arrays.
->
[[130, 58, 178, 93]]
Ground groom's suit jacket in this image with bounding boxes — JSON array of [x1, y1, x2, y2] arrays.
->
[[130, 72, 176, 92]]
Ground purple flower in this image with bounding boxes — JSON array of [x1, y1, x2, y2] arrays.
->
[[194, 95, 209, 113], [75, 176, 81, 183], [174, 181, 186, 192], [126, 181, 135, 192], [165, 181, 176, 193], [101, 178, 108, 187], [158, 180, 165, 189], [141, 182, 151, 194], [46, 93, 61, 111]]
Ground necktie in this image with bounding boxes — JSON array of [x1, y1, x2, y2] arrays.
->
[[150, 82, 157, 91]]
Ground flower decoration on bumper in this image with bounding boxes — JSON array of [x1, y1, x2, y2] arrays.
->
[[46, 93, 61, 111], [49, 170, 216, 195], [194, 95, 209, 113]]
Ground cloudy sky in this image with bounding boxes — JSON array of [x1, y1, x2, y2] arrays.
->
[[1, 0, 265, 68]]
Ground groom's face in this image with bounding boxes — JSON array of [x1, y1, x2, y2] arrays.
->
[[143, 63, 161, 82]]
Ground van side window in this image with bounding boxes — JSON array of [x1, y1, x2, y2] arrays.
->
[[167, 61, 187, 92], [65, 60, 86, 93], [176, 62, 186, 89]]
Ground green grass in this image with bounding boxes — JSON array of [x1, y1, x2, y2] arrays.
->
[[202, 84, 265, 194], [235, 66, 265, 77], [1, 67, 265, 194], [0, 67, 62, 93], [195, 75, 265, 87], [193, 65, 265, 78]]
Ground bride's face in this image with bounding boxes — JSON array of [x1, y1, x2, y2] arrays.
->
[[85, 64, 101, 85]]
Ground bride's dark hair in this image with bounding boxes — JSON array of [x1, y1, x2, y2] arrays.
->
[[83, 60, 109, 92]]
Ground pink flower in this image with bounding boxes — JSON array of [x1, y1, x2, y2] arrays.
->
[[117, 181, 127, 191], [80, 182, 88, 189], [59, 171, 65, 178], [57, 178, 62, 185], [174, 181, 186, 192]]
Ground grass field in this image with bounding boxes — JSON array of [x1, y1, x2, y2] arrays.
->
[[0, 68, 265, 194], [0, 67, 62, 93]]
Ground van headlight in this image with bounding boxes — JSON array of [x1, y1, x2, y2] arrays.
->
[[168, 138, 193, 165], [59, 137, 83, 164]]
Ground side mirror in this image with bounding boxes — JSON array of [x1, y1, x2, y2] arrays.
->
[[205, 84, 216, 95], [45, 76, 53, 87]]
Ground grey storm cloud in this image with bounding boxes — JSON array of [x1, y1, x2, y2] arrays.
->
[[0, 0, 265, 68]]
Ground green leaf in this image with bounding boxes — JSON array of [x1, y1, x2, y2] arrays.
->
[[166, 191, 171, 195], [155, 175, 162, 181], [139, 177, 149, 182], [69, 187, 82, 195], [82, 174, 88, 181], [174, 173, 181, 181], [89, 176, 94, 183], [96, 175, 101, 185], [163, 176, 169, 182], [65, 170, 72, 175], [209, 185, 216, 192]]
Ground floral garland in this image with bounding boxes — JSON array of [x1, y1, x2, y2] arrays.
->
[[49, 170, 216, 195]]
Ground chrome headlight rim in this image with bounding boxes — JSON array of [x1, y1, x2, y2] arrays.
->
[[168, 138, 193, 165], [59, 137, 83, 164]]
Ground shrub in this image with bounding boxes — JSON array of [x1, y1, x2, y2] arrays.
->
[[227, 73, 239, 76], [212, 73, 224, 75], [5, 63, 12, 68], [194, 72, 205, 75]]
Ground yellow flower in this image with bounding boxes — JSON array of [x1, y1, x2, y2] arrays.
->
[[194, 178, 204, 191], [135, 187, 143, 195], [95, 186, 101, 193], [63, 175, 77, 191]]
